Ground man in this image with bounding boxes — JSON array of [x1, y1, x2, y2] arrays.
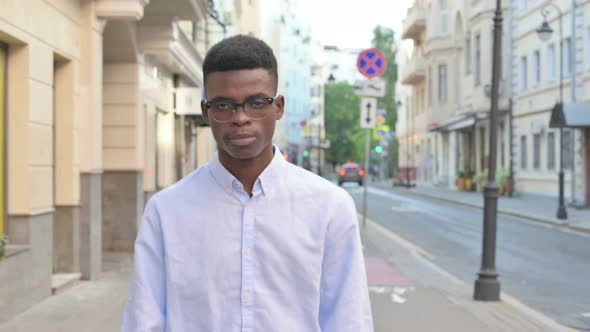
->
[[122, 35, 373, 332]]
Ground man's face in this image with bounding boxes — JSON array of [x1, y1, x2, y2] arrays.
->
[[202, 68, 284, 161]]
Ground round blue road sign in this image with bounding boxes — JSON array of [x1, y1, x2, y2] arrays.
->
[[357, 48, 387, 78]]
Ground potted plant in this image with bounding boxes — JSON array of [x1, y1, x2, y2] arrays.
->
[[474, 169, 489, 191], [456, 171, 466, 191], [0, 237, 6, 262], [496, 168, 510, 196], [464, 170, 475, 191]]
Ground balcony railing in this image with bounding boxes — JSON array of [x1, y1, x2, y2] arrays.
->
[[401, 3, 426, 41], [401, 53, 426, 85]]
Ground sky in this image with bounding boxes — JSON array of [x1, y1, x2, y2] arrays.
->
[[300, 0, 414, 49]]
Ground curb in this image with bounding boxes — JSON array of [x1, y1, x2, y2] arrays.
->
[[376, 183, 590, 236]]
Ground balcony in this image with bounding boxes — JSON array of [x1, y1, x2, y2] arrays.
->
[[96, 0, 150, 21], [401, 3, 426, 41], [138, 19, 204, 86], [401, 53, 426, 85], [143, 0, 208, 21]]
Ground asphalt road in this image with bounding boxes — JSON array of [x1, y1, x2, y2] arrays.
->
[[343, 183, 590, 331]]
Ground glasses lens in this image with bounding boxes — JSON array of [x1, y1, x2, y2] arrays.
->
[[209, 101, 234, 122], [244, 98, 272, 119]]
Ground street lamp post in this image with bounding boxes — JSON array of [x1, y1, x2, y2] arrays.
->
[[474, 0, 502, 301], [536, 4, 568, 220]]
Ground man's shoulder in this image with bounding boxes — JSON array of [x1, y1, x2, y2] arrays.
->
[[149, 163, 212, 205]]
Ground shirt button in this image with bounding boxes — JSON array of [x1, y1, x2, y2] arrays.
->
[[244, 248, 251, 256], [243, 292, 251, 301]]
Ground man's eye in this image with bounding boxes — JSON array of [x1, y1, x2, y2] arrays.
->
[[247, 101, 267, 109], [213, 102, 233, 110]]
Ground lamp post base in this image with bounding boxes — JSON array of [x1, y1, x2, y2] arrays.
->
[[474, 270, 501, 301], [557, 205, 568, 219]]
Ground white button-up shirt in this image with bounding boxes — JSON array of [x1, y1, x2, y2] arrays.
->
[[122, 147, 373, 332]]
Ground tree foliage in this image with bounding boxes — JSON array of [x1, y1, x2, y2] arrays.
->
[[324, 83, 364, 166], [371, 25, 398, 176]]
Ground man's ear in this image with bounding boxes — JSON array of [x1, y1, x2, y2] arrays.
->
[[274, 95, 285, 120], [201, 100, 210, 125]]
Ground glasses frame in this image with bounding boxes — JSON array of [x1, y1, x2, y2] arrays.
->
[[204, 95, 280, 123]]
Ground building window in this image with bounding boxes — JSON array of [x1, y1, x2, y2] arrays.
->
[[562, 130, 573, 170], [520, 0, 527, 10], [475, 34, 481, 85], [533, 50, 540, 86], [563, 37, 572, 76], [439, 0, 448, 34], [586, 27, 590, 69], [438, 64, 447, 104], [521, 135, 527, 170], [533, 133, 541, 169], [547, 132, 555, 170], [428, 66, 433, 106], [465, 33, 472, 74], [547, 44, 556, 81], [500, 122, 505, 168], [520, 56, 528, 91]]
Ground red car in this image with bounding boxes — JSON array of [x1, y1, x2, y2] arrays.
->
[[338, 162, 365, 186]]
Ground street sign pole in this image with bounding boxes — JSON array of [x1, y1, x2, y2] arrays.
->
[[363, 127, 370, 228], [356, 48, 387, 229]]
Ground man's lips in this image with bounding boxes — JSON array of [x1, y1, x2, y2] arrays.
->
[[227, 133, 256, 146]]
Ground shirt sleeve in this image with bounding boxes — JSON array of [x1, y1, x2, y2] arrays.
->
[[319, 190, 374, 332], [121, 198, 166, 332]]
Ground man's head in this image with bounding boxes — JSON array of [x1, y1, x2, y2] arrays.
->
[[203, 35, 278, 93], [201, 35, 284, 163]]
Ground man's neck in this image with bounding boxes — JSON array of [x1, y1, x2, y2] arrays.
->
[[219, 146, 274, 194]]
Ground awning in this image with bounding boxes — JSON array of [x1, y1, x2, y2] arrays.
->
[[550, 102, 590, 128], [448, 117, 475, 131], [429, 114, 475, 132]]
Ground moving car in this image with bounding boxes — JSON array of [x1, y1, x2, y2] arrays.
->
[[338, 162, 365, 186]]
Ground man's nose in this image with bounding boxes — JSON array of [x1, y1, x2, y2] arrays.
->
[[231, 105, 250, 124]]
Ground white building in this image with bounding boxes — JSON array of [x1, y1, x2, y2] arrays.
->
[[398, 0, 590, 205]]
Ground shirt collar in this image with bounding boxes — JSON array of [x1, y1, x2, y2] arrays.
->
[[208, 145, 286, 196]]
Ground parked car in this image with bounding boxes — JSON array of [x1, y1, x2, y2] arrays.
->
[[338, 162, 365, 186]]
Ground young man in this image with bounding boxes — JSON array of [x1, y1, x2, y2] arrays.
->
[[122, 35, 373, 332]]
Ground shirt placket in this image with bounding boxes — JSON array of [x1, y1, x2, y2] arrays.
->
[[241, 196, 255, 331]]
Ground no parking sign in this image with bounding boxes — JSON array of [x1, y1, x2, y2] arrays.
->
[[357, 48, 387, 78]]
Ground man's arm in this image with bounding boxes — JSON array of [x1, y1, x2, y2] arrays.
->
[[121, 199, 166, 332], [319, 191, 374, 332]]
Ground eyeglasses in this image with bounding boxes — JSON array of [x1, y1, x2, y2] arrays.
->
[[204, 95, 279, 123]]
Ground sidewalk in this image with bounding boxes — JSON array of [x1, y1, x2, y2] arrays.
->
[[0, 228, 570, 332], [373, 179, 590, 234], [363, 217, 569, 332]]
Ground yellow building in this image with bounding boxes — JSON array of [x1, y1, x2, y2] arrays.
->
[[0, 0, 216, 323]]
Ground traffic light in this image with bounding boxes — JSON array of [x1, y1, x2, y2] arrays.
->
[[375, 145, 383, 154], [303, 150, 310, 157]]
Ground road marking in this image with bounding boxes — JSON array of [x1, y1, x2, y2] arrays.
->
[[368, 217, 436, 261], [391, 205, 421, 213]]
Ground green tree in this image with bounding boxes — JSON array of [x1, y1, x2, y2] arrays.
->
[[324, 82, 364, 166], [371, 25, 398, 177]]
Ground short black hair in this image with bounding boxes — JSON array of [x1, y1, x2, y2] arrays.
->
[[203, 35, 278, 90]]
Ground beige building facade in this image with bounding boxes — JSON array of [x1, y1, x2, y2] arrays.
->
[[398, 0, 589, 205], [0, 0, 217, 323]]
